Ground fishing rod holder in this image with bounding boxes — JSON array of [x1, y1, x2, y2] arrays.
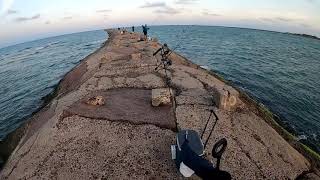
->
[[153, 44, 172, 71], [153, 43, 173, 86]]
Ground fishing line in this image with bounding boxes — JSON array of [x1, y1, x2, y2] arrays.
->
[[152, 26, 187, 69], [166, 26, 187, 57], [150, 15, 161, 26]]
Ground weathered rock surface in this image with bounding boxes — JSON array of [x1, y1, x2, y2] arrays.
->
[[0, 30, 314, 179], [86, 95, 105, 106], [151, 88, 172, 107]]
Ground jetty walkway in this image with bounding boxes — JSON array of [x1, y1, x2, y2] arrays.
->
[[0, 30, 311, 179]]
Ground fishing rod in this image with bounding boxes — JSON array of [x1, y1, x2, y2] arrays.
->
[[152, 25, 187, 60], [150, 15, 162, 26], [152, 26, 188, 72], [166, 27, 187, 57], [151, 26, 190, 113]]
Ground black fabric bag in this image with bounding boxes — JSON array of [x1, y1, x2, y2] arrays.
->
[[180, 140, 231, 180]]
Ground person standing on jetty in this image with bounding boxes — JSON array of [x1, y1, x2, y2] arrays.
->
[[142, 24, 149, 40], [132, 26, 135, 32]]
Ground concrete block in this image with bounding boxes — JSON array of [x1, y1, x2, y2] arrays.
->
[[212, 87, 238, 110], [152, 88, 173, 106]]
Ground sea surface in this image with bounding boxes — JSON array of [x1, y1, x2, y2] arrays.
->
[[0, 30, 107, 139], [0, 26, 319, 154]]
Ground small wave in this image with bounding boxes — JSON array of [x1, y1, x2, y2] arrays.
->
[[2, 60, 15, 66], [17, 47, 33, 53], [35, 47, 45, 51], [49, 41, 60, 46], [200, 65, 210, 70], [312, 133, 318, 139], [90, 40, 104, 44], [48, 63, 57, 68], [24, 47, 32, 50], [42, 84, 58, 92], [85, 44, 94, 47], [32, 51, 41, 55], [84, 40, 104, 47], [297, 135, 308, 141], [83, 46, 94, 50]]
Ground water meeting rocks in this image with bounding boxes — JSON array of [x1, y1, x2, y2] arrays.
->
[[0, 30, 315, 179]]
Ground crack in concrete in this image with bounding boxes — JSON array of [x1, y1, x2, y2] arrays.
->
[[230, 110, 296, 170], [230, 136, 267, 179], [229, 115, 267, 179], [27, 136, 77, 179], [176, 102, 212, 106]]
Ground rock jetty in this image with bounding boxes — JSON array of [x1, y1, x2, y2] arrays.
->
[[0, 30, 315, 179]]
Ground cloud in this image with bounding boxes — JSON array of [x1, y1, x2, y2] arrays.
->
[[259, 17, 298, 23], [154, 7, 180, 14], [300, 23, 311, 28], [96, 9, 112, 13], [140, 2, 166, 8], [202, 9, 220, 16], [202, 12, 220, 16], [140, 1, 180, 15], [7, 9, 17, 14], [0, 0, 15, 15], [276, 17, 293, 22], [305, 0, 317, 3], [15, 14, 40, 22], [259, 17, 275, 22], [63, 16, 72, 20], [175, 0, 199, 5]]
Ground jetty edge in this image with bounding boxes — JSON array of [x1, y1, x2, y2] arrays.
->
[[0, 36, 110, 166], [0, 29, 318, 179]]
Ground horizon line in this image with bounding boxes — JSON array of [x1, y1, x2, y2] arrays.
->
[[0, 24, 319, 50]]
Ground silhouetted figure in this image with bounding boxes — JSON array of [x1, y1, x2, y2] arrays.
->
[[142, 24, 150, 40], [132, 26, 135, 32], [117, 27, 120, 31], [120, 28, 126, 34]]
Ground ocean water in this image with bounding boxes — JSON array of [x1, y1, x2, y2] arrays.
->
[[0, 30, 107, 139], [0, 26, 319, 154]]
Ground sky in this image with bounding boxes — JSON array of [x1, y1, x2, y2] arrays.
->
[[0, 0, 319, 48]]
